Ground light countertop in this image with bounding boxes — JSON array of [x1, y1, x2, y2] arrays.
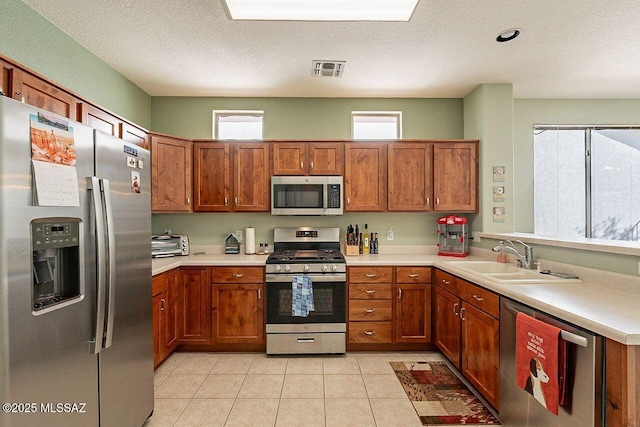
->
[[152, 251, 640, 345]]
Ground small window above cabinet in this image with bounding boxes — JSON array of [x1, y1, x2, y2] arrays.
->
[[272, 142, 343, 176]]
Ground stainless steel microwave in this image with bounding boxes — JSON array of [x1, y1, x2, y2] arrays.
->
[[271, 176, 343, 215]]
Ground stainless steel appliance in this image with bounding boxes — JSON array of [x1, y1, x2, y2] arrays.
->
[[271, 176, 343, 215], [266, 227, 346, 354], [0, 97, 153, 427], [151, 234, 190, 257], [500, 298, 603, 426]]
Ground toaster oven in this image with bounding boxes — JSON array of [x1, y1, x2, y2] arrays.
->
[[151, 234, 189, 258]]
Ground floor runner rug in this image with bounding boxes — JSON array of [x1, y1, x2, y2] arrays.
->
[[391, 361, 501, 425]]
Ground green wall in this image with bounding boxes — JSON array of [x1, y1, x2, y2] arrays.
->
[[1, 0, 151, 128], [151, 97, 463, 139], [151, 96, 464, 247]]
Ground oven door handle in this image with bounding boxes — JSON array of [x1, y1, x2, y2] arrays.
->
[[266, 274, 346, 283]]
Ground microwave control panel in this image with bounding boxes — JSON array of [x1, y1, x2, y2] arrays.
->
[[328, 184, 341, 208]]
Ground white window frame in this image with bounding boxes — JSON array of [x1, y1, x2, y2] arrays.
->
[[351, 111, 402, 140], [212, 110, 264, 140]]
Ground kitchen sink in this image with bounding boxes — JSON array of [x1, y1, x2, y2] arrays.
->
[[446, 261, 582, 284]]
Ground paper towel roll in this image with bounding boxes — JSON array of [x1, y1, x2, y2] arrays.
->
[[245, 227, 255, 254]]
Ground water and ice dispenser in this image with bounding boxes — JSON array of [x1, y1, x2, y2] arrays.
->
[[31, 218, 81, 311], [437, 215, 468, 257]]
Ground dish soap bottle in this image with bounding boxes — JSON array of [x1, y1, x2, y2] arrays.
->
[[363, 224, 370, 254]]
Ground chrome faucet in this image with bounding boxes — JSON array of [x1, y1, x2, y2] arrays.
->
[[492, 240, 534, 269]]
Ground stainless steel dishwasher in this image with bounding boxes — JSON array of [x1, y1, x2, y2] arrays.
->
[[500, 298, 604, 426]]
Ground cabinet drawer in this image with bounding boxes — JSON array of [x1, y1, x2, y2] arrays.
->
[[349, 284, 392, 300], [349, 322, 392, 343], [349, 300, 392, 321], [396, 267, 432, 283], [348, 267, 393, 283], [211, 267, 263, 283], [434, 269, 458, 294], [459, 280, 499, 319]]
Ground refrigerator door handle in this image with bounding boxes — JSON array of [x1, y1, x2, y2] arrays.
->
[[101, 178, 117, 349], [89, 177, 107, 354]]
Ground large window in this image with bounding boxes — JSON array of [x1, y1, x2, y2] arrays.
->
[[213, 110, 263, 139], [352, 111, 402, 140], [534, 126, 640, 242]]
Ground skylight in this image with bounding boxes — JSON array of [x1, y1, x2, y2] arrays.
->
[[222, 0, 419, 22]]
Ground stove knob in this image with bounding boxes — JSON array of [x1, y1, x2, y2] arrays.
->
[[275, 265, 282, 272], [284, 265, 291, 272], [303, 264, 310, 272], [322, 265, 328, 272], [331, 264, 338, 272]]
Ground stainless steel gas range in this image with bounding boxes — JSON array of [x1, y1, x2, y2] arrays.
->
[[265, 227, 346, 355]]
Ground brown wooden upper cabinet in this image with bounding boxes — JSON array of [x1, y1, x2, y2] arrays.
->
[[121, 122, 150, 149], [193, 142, 270, 212], [78, 102, 121, 137], [272, 142, 343, 175], [151, 134, 192, 212], [11, 68, 78, 119], [388, 143, 433, 211], [344, 143, 387, 211], [433, 142, 478, 212]]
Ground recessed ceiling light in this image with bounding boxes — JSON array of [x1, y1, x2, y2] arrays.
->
[[496, 28, 521, 42], [222, 0, 419, 22]]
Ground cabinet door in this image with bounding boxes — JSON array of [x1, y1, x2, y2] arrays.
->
[[11, 68, 77, 118], [164, 270, 179, 352], [152, 293, 164, 367], [461, 301, 500, 409], [121, 122, 149, 149], [272, 142, 306, 175], [434, 286, 461, 369], [388, 143, 433, 211], [344, 143, 387, 211], [395, 284, 431, 343], [179, 268, 211, 344], [151, 135, 192, 212], [212, 284, 264, 344], [193, 142, 231, 211], [309, 142, 343, 175], [0, 58, 12, 97], [233, 143, 270, 211], [433, 142, 478, 212], [78, 103, 121, 137]]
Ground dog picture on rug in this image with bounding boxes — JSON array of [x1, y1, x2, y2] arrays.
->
[[523, 357, 550, 408]]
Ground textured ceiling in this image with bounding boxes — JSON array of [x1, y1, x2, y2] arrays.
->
[[21, 0, 640, 98]]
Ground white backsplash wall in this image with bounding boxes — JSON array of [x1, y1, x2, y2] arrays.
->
[[152, 212, 447, 247]]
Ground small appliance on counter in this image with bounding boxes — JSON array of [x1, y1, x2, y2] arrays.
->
[[437, 215, 468, 257], [225, 233, 240, 254], [151, 234, 190, 258]]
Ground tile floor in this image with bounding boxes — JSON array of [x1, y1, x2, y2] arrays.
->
[[145, 351, 487, 427]]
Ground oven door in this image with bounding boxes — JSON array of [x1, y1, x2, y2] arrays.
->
[[265, 274, 346, 324]]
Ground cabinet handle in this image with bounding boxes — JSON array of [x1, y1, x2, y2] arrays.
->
[[436, 197, 440, 205], [426, 197, 430, 206], [300, 161, 304, 170], [364, 289, 376, 294], [160, 298, 165, 311], [442, 279, 450, 285], [453, 302, 459, 316], [258, 289, 262, 299], [460, 307, 466, 321], [224, 196, 228, 207], [408, 273, 420, 278], [310, 161, 314, 170], [187, 197, 190, 204], [472, 294, 483, 302], [364, 330, 375, 336], [398, 289, 402, 299], [232, 273, 244, 278], [365, 273, 376, 278], [235, 197, 239, 206], [364, 308, 376, 313], [347, 197, 351, 206]]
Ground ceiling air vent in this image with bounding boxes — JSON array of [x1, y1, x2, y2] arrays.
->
[[312, 61, 346, 78]]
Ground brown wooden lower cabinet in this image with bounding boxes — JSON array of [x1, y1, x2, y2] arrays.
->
[[152, 269, 179, 368], [433, 269, 500, 410], [347, 266, 432, 350], [212, 283, 264, 345], [179, 267, 211, 344]]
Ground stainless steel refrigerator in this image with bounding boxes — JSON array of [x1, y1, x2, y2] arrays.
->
[[0, 96, 154, 426]]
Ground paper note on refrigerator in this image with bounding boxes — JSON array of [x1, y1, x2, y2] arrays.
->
[[32, 160, 80, 206]]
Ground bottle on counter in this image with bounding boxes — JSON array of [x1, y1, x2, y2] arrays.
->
[[371, 233, 377, 254], [363, 224, 370, 254], [359, 233, 363, 254]]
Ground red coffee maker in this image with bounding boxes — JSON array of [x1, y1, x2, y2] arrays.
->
[[437, 216, 468, 257]]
